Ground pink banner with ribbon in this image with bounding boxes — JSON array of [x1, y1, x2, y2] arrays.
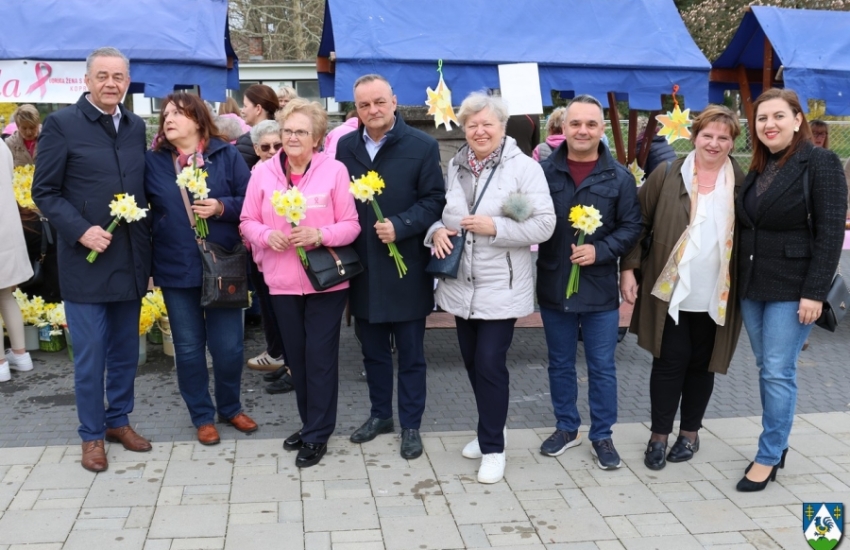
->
[[0, 60, 88, 103]]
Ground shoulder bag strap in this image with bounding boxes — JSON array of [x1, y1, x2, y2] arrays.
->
[[173, 154, 198, 232], [801, 166, 814, 238], [469, 163, 498, 215]]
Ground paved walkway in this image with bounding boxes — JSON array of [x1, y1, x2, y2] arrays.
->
[[0, 412, 844, 549]]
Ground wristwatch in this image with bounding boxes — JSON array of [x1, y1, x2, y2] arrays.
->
[[315, 229, 323, 247]]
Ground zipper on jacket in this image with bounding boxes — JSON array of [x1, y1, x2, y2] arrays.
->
[[81, 201, 87, 216], [506, 252, 513, 289]]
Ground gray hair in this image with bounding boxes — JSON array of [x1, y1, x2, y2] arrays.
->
[[568, 94, 604, 113], [86, 47, 129, 75], [215, 116, 244, 142], [250, 120, 281, 145], [545, 107, 567, 135], [352, 74, 392, 95], [457, 92, 509, 129]]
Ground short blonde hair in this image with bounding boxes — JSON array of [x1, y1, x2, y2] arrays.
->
[[546, 107, 567, 136], [275, 98, 328, 148], [690, 105, 741, 144], [277, 86, 297, 101], [457, 92, 509, 129], [13, 104, 40, 128]]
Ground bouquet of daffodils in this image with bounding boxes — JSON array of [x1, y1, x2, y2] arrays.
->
[[271, 187, 309, 267], [12, 289, 45, 326], [350, 171, 407, 277], [139, 288, 167, 335], [176, 151, 210, 238], [42, 302, 66, 336], [86, 193, 148, 263], [566, 205, 603, 298], [13, 164, 36, 209]]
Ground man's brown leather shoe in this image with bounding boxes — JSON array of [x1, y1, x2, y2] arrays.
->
[[197, 424, 220, 446], [105, 425, 153, 452], [81, 440, 108, 472], [219, 412, 258, 433]]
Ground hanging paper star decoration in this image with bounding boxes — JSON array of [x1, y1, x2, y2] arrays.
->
[[628, 160, 646, 187], [426, 60, 459, 130], [656, 84, 692, 144]]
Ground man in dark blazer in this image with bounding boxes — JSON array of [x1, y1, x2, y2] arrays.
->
[[336, 74, 445, 459], [32, 47, 152, 473]]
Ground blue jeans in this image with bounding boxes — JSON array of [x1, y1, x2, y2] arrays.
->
[[161, 287, 245, 427], [739, 299, 813, 466], [540, 307, 619, 442], [65, 299, 141, 441]]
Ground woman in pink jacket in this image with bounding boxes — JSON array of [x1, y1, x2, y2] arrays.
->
[[240, 99, 360, 468]]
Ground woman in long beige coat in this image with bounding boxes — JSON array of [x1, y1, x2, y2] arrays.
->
[[620, 105, 744, 471], [0, 139, 34, 381]]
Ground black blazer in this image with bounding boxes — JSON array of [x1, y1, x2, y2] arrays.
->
[[335, 114, 446, 323], [31, 94, 151, 303], [735, 142, 846, 302]]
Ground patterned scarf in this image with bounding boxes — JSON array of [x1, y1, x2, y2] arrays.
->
[[467, 140, 503, 178], [651, 152, 736, 325]]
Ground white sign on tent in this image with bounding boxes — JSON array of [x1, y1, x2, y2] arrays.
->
[[0, 60, 88, 104]]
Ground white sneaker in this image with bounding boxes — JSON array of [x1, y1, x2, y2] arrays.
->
[[5, 350, 33, 372], [246, 351, 285, 371], [462, 427, 507, 459], [477, 452, 506, 484], [0, 362, 10, 382]]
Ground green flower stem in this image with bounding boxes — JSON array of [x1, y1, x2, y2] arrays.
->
[[371, 200, 407, 278], [196, 215, 208, 239], [565, 231, 586, 298], [85, 218, 119, 263], [290, 222, 309, 268]]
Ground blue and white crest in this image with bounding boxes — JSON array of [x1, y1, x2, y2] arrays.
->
[[804, 502, 843, 550]]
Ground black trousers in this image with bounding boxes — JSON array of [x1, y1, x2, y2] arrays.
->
[[455, 317, 516, 454], [249, 259, 286, 362], [650, 311, 717, 435], [271, 289, 347, 444], [356, 317, 427, 429]]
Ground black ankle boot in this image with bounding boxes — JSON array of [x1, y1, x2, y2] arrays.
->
[[736, 464, 779, 492]]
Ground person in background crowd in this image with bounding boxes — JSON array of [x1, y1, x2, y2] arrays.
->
[[533, 107, 566, 162], [505, 113, 540, 157], [5, 104, 41, 167], [240, 99, 360, 468], [536, 94, 641, 470], [214, 116, 243, 145], [1, 123, 15, 141], [634, 117, 679, 177], [236, 84, 279, 169], [218, 97, 251, 134], [32, 47, 153, 472], [250, 120, 283, 165], [277, 86, 298, 109], [145, 91, 255, 446], [18, 205, 61, 304], [734, 89, 846, 492], [620, 106, 745, 471], [426, 92, 555, 483], [0, 139, 34, 383], [323, 110, 359, 158], [809, 120, 829, 149], [336, 74, 446, 460]]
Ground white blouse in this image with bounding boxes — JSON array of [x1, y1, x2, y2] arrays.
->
[[675, 190, 721, 313]]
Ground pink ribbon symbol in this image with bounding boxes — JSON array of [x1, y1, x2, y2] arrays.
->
[[25, 62, 52, 99]]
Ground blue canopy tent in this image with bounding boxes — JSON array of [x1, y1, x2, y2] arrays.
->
[[710, 6, 850, 126], [317, 0, 711, 165], [0, 0, 238, 101]]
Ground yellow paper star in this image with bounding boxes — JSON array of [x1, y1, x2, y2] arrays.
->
[[656, 105, 692, 144], [425, 75, 459, 130], [628, 160, 646, 187]]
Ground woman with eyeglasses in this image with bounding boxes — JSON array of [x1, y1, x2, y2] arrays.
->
[[241, 99, 360, 468], [251, 121, 283, 165]]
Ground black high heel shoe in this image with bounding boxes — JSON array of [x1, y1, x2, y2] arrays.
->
[[736, 463, 779, 492], [745, 448, 788, 474]]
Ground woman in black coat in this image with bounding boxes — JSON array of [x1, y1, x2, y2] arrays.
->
[[734, 88, 846, 492]]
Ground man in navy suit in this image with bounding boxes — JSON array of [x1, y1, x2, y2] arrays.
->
[[33, 47, 152, 472], [336, 75, 445, 459]]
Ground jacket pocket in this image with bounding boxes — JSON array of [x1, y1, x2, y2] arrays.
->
[[784, 244, 811, 258], [506, 252, 514, 289]]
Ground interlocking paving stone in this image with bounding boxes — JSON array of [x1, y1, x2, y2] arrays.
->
[[668, 498, 759, 534], [148, 504, 228, 539], [224, 523, 304, 550], [229, 473, 301, 503], [0, 508, 77, 544], [380, 515, 465, 550], [62, 529, 147, 550], [303, 497, 380, 532]]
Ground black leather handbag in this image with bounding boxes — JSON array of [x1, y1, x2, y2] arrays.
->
[[801, 167, 850, 332], [425, 163, 497, 279], [304, 245, 364, 291], [197, 239, 249, 309]]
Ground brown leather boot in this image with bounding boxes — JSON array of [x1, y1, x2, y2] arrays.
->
[[81, 440, 108, 472]]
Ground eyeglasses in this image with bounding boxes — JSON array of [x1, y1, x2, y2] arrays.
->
[[282, 129, 310, 139], [259, 142, 283, 153]]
